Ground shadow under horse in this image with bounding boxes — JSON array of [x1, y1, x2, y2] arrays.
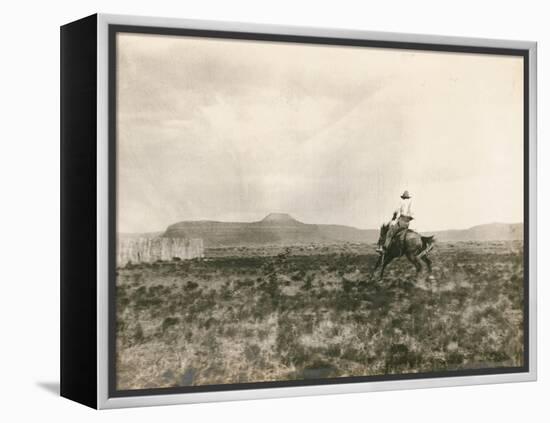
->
[[374, 223, 435, 278]]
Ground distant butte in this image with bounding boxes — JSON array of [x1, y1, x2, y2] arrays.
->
[[260, 213, 301, 224]]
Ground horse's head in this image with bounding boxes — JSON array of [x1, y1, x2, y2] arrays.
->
[[377, 223, 389, 248]]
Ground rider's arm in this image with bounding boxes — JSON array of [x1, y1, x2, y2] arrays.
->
[[394, 203, 402, 220]]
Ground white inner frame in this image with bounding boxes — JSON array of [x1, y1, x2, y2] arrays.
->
[[96, 13, 537, 409]]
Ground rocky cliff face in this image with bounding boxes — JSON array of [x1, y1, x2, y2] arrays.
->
[[117, 237, 204, 266]]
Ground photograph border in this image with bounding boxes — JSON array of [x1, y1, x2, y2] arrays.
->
[[96, 14, 537, 409]]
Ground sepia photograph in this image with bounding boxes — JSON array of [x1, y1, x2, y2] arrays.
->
[[113, 30, 526, 392]]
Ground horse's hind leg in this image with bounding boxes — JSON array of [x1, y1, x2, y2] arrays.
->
[[421, 255, 432, 273], [406, 253, 423, 275]]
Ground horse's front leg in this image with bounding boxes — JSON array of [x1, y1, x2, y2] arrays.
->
[[380, 255, 394, 279], [373, 254, 382, 271]]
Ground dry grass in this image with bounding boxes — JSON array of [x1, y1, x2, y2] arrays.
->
[[115, 240, 524, 390]]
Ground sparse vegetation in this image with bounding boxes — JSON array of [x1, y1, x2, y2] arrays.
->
[[116, 240, 524, 390]]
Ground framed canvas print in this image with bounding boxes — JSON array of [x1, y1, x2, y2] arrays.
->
[[60, 14, 537, 409]]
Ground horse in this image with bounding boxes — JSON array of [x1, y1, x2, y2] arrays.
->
[[374, 222, 435, 278]]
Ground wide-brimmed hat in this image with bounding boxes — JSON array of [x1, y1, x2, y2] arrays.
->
[[401, 190, 411, 199]]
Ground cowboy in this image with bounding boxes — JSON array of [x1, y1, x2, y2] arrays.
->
[[382, 190, 414, 252]]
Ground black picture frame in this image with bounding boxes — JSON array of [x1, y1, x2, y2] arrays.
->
[[61, 13, 537, 409]]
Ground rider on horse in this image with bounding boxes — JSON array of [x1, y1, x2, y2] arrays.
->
[[377, 190, 414, 253], [374, 190, 434, 277]]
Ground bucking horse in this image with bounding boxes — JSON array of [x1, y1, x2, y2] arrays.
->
[[374, 223, 435, 278]]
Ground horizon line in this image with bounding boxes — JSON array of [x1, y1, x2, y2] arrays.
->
[[118, 216, 523, 235]]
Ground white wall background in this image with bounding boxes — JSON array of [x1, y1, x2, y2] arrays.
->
[[0, 0, 547, 421]]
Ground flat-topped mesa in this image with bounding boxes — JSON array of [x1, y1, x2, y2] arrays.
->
[[162, 213, 335, 246]]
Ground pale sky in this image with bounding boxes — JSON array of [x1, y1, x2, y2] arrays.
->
[[116, 32, 524, 233]]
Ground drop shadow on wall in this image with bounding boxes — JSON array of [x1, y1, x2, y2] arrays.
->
[[36, 381, 60, 396]]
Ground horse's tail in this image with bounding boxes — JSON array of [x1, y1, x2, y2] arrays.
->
[[421, 235, 435, 252]]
